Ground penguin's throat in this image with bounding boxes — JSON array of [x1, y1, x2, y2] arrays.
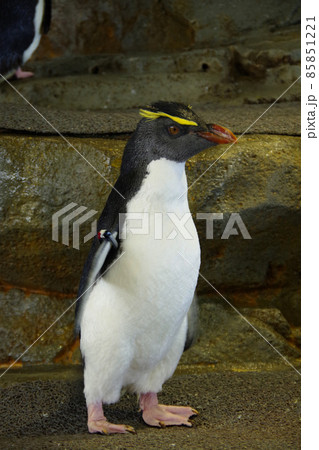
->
[[139, 158, 188, 206], [121, 158, 194, 242]]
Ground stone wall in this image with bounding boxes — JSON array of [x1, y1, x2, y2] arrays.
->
[[0, 127, 300, 364], [0, 0, 300, 365], [35, 0, 300, 57]]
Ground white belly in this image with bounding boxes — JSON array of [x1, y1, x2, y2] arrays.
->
[[80, 158, 200, 390]]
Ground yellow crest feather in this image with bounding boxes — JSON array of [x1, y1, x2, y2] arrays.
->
[[139, 109, 198, 126]]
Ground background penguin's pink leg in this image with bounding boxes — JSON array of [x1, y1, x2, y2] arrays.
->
[[15, 67, 34, 78]]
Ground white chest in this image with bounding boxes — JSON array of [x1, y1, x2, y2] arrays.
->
[[121, 158, 200, 269], [109, 159, 200, 311]]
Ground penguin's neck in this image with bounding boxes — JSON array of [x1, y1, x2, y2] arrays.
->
[[130, 158, 188, 211]]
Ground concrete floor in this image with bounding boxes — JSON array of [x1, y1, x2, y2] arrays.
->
[[0, 365, 300, 449]]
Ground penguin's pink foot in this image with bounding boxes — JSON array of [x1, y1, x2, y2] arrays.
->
[[139, 392, 198, 428], [88, 419, 135, 434], [87, 403, 135, 435], [15, 67, 34, 79]]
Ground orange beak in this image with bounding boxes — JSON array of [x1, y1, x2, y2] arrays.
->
[[197, 124, 237, 145]]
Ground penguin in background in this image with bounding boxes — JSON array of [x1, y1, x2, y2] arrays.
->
[[75, 102, 236, 434], [0, 0, 51, 80]]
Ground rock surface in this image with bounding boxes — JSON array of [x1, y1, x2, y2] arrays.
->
[[0, 287, 301, 366], [0, 131, 300, 322], [0, 14, 301, 109], [180, 300, 300, 370], [0, 69, 300, 111], [0, 94, 300, 362], [32, 0, 300, 57], [0, 102, 301, 136], [0, 289, 74, 364], [1, 34, 300, 110]]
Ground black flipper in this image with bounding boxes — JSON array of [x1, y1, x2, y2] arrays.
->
[[184, 294, 199, 351], [42, 0, 51, 34], [84, 231, 118, 292]]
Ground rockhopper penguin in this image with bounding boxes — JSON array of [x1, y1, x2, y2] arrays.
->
[[0, 0, 51, 79], [75, 101, 237, 434]]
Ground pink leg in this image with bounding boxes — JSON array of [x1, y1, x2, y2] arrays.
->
[[87, 402, 136, 435], [15, 67, 34, 79], [139, 392, 198, 428]]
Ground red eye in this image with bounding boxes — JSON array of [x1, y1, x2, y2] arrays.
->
[[168, 125, 180, 135]]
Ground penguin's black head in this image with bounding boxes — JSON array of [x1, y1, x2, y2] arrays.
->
[[133, 101, 236, 164]]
